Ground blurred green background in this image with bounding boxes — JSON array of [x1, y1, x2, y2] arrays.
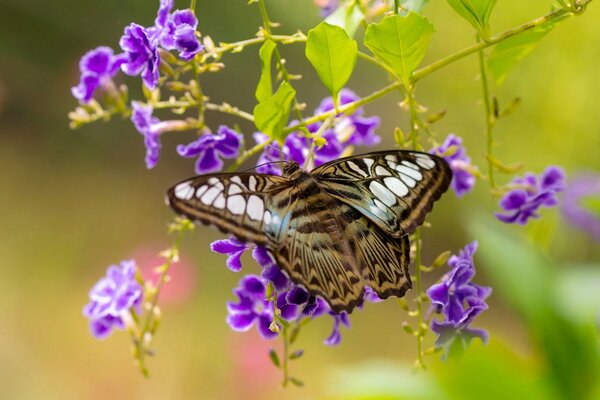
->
[[1, 0, 599, 399]]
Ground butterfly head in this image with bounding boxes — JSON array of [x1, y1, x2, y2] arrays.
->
[[282, 161, 302, 178]]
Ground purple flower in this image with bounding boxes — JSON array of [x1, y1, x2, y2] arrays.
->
[[496, 166, 566, 225], [71, 46, 126, 103], [313, 89, 381, 148], [83, 260, 143, 339], [177, 126, 243, 174], [131, 102, 162, 169], [150, 0, 203, 60], [211, 237, 247, 272], [427, 242, 491, 356], [254, 88, 380, 172], [253, 132, 286, 175], [430, 134, 476, 197], [119, 23, 160, 89], [561, 174, 600, 241], [324, 312, 350, 346], [226, 275, 278, 339]]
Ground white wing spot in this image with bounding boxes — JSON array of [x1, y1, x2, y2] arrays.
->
[[227, 195, 246, 215], [387, 160, 398, 170], [174, 182, 194, 200], [208, 177, 218, 185], [263, 210, 272, 225], [213, 193, 226, 209], [248, 176, 257, 191], [384, 177, 409, 197], [228, 184, 242, 195], [399, 174, 417, 188], [385, 155, 397, 163], [375, 166, 392, 176], [347, 161, 368, 177], [396, 165, 423, 181], [231, 176, 245, 188], [363, 158, 375, 170], [195, 185, 208, 198], [201, 187, 221, 205], [369, 181, 396, 207], [247, 195, 264, 221], [402, 160, 420, 170], [415, 154, 436, 170], [373, 198, 388, 213]]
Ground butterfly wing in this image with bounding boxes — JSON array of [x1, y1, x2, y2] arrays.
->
[[166, 173, 292, 246], [269, 185, 366, 313], [168, 171, 368, 312], [338, 204, 412, 300], [311, 150, 452, 236]]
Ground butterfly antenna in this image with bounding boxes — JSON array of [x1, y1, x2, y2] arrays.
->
[[240, 160, 288, 173]]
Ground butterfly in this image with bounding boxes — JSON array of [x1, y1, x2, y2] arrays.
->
[[166, 150, 452, 313]]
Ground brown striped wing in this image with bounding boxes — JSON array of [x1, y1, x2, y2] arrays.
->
[[339, 204, 412, 301], [166, 173, 292, 246], [311, 150, 452, 236]]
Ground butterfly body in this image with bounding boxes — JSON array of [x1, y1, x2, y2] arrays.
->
[[167, 150, 451, 313]]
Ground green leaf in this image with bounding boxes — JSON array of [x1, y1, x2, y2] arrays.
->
[[325, 2, 364, 38], [487, 21, 556, 84], [364, 13, 434, 87], [255, 40, 277, 102], [446, 0, 497, 37], [306, 22, 357, 104], [253, 82, 296, 142]]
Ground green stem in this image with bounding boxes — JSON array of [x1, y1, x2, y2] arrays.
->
[[282, 325, 290, 387], [135, 229, 187, 376], [394, 0, 400, 14], [477, 36, 496, 190], [283, 82, 402, 134], [190, 0, 197, 12], [413, 7, 574, 82], [153, 100, 254, 122], [405, 83, 426, 367], [413, 230, 425, 369], [357, 51, 401, 80], [192, 65, 206, 125]]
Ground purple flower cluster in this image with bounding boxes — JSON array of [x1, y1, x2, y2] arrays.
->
[[83, 260, 143, 339], [72, 0, 203, 101], [561, 174, 600, 241], [71, 47, 126, 103], [430, 134, 477, 197], [427, 242, 491, 356], [254, 89, 380, 174], [496, 166, 565, 225], [212, 237, 356, 345], [177, 126, 243, 174]]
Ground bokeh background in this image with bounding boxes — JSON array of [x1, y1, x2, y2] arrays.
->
[[1, 0, 599, 399]]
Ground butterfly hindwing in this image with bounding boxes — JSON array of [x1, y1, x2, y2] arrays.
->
[[338, 204, 412, 299], [311, 150, 452, 236], [167, 173, 292, 246]]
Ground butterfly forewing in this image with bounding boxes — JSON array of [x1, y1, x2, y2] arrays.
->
[[311, 150, 452, 236], [167, 173, 292, 246]]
